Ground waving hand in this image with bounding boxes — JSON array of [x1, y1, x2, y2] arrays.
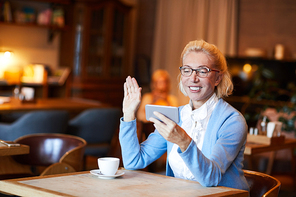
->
[[123, 76, 142, 122]]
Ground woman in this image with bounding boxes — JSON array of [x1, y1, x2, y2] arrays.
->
[[137, 69, 178, 123], [119, 40, 249, 191]]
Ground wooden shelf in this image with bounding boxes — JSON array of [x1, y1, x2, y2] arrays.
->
[[9, 0, 71, 4], [225, 96, 294, 108], [0, 21, 68, 30], [226, 56, 296, 63], [59, 0, 135, 107]]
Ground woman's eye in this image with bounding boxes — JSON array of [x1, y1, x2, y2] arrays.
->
[[199, 68, 208, 74]]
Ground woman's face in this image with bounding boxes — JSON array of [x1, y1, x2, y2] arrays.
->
[[181, 51, 222, 109], [154, 76, 168, 92]]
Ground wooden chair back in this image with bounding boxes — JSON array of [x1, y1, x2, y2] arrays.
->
[[14, 133, 86, 175], [244, 170, 281, 197]]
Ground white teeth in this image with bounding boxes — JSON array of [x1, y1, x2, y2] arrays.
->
[[189, 87, 201, 90]]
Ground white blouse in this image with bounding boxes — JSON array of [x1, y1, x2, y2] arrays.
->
[[168, 93, 218, 181]]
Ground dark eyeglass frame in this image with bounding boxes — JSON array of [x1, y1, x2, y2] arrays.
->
[[179, 66, 220, 78]]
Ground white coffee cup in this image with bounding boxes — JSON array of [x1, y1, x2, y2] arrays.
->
[[98, 157, 119, 176], [21, 87, 35, 100], [267, 122, 276, 138]]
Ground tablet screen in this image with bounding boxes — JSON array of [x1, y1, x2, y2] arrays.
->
[[145, 104, 179, 123]]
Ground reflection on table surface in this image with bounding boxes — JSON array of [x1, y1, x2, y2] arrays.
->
[[0, 170, 248, 197]]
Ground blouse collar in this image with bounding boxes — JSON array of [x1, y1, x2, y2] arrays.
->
[[181, 93, 218, 123]]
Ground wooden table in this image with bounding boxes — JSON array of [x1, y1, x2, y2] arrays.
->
[[244, 138, 296, 174], [0, 144, 30, 176], [0, 97, 110, 120], [0, 144, 29, 157], [0, 97, 107, 113], [245, 138, 296, 155], [0, 170, 248, 197]]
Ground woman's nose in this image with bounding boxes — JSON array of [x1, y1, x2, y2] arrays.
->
[[190, 71, 200, 82]]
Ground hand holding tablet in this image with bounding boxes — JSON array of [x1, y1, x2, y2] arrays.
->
[[145, 104, 179, 123]]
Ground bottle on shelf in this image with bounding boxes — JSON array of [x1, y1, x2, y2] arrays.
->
[[260, 116, 267, 135], [13, 85, 20, 98]]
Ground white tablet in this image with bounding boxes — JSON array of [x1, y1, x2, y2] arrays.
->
[[145, 104, 179, 123]]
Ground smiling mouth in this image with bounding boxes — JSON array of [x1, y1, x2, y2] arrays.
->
[[189, 86, 201, 91]]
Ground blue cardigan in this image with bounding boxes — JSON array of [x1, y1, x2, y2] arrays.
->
[[119, 99, 249, 191]]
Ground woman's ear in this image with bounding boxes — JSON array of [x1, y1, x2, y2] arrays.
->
[[215, 73, 222, 86]]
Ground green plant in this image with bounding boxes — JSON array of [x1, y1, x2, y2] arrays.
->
[[247, 66, 296, 134]]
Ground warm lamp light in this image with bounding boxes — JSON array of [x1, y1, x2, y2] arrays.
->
[[0, 50, 14, 63], [243, 63, 252, 73], [0, 50, 13, 56], [0, 50, 14, 79], [3, 51, 12, 58]]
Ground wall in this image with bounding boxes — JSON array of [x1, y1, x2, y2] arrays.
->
[[0, 25, 60, 69], [238, 0, 296, 60], [136, 0, 296, 61], [0, 0, 61, 76]]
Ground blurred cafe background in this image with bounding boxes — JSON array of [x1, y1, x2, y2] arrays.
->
[[0, 0, 296, 196]]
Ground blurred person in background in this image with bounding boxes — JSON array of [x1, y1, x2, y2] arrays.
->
[[137, 69, 178, 123]]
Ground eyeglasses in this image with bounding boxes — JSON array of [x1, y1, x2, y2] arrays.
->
[[179, 66, 220, 78]]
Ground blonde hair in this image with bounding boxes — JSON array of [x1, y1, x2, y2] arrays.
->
[[151, 69, 171, 92], [179, 40, 233, 98]]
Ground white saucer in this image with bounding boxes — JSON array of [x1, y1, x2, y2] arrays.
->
[[90, 169, 124, 179]]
